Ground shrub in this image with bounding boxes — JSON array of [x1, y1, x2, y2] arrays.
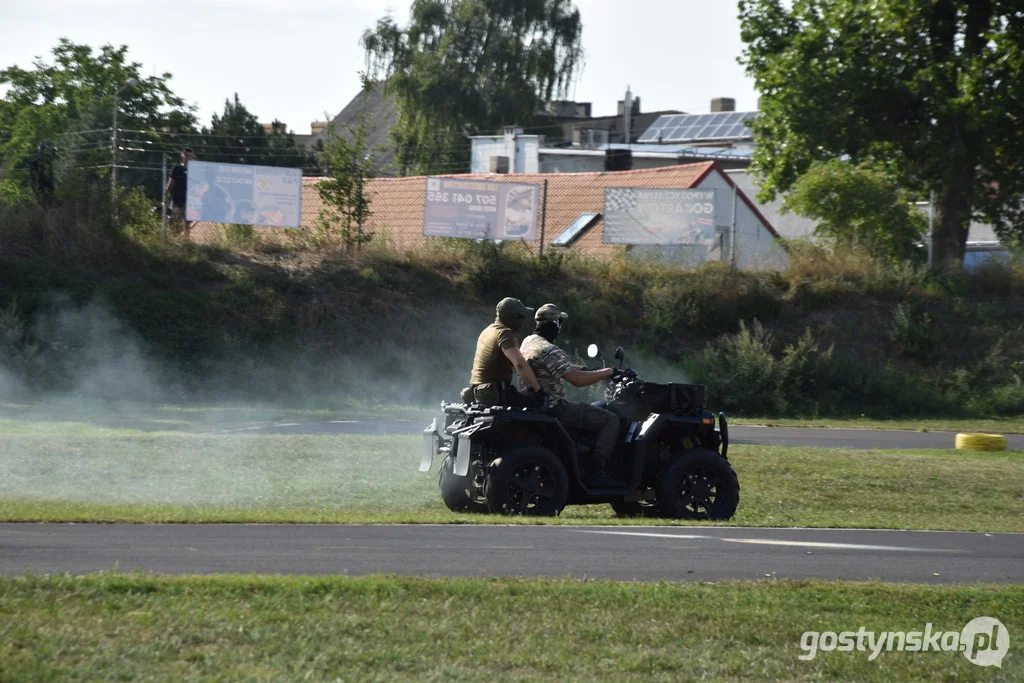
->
[[0, 298, 44, 387], [693, 320, 836, 416], [889, 303, 935, 363], [782, 159, 927, 262], [224, 223, 258, 248]]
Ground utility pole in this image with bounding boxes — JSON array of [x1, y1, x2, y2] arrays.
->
[[161, 153, 168, 243]]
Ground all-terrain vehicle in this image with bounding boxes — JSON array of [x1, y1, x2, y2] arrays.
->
[[419, 345, 739, 519]]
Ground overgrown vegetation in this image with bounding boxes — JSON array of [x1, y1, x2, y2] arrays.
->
[[1, 193, 1023, 418]]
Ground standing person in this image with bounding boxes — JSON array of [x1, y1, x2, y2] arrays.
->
[[520, 304, 628, 487], [466, 298, 544, 407], [166, 148, 194, 240]]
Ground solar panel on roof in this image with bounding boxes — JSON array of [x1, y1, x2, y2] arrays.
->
[[638, 112, 758, 143], [552, 213, 600, 247]]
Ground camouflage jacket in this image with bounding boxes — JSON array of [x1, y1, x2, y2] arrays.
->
[[519, 334, 578, 402]]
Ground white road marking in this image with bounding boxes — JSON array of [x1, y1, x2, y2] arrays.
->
[[329, 420, 363, 424], [577, 530, 965, 553], [273, 423, 301, 427], [577, 530, 711, 541], [719, 538, 963, 553]]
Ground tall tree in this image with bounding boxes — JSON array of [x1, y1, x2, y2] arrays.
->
[[201, 94, 306, 168], [362, 0, 584, 175], [0, 39, 196, 194], [739, 0, 1024, 268]]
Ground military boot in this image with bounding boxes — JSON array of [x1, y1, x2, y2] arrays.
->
[[589, 459, 626, 488]]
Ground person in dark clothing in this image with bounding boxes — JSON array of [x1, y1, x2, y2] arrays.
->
[[520, 304, 626, 487], [166, 148, 194, 239]]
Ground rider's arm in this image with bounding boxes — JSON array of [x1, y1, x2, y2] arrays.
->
[[503, 346, 542, 393], [563, 367, 614, 388], [166, 177, 174, 196]]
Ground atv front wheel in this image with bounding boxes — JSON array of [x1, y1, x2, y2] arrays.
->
[[655, 449, 739, 520], [439, 455, 488, 513], [484, 447, 568, 516]]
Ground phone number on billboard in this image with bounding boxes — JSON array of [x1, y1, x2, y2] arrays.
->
[[427, 191, 498, 205]]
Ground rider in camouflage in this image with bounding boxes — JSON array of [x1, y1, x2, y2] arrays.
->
[[519, 304, 626, 487]]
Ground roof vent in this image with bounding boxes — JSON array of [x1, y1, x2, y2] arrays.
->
[[711, 97, 736, 112]]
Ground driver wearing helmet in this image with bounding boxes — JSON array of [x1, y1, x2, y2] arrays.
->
[[519, 304, 626, 487]]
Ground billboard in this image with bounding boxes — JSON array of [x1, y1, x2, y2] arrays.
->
[[603, 188, 718, 245], [186, 160, 302, 228], [423, 177, 540, 240]]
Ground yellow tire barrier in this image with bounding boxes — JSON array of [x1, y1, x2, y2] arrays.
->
[[955, 433, 1008, 452]]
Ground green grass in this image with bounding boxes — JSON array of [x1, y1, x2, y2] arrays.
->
[[2, 426, 1021, 530], [8, 400, 1022, 438], [732, 416, 1024, 434], [0, 573, 1020, 681]]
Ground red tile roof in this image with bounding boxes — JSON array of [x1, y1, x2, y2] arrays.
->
[[295, 161, 778, 254]]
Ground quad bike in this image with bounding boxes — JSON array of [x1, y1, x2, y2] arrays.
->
[[420, 345, 739, 519]]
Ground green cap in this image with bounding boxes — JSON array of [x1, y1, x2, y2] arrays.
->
[[535, 303, 568, 323], [496, 297, 533, 320]]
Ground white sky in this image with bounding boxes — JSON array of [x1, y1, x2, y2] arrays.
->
[[2, 0, 760, 134]]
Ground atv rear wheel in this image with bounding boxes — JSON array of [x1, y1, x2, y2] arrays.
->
[[439, 455, 488, 513], [656, 449, 739, 520], [484, 447, 568, 516], [610, 498, 661, 518]]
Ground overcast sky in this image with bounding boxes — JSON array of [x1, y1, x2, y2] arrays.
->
[[2, 0, 760, 134]]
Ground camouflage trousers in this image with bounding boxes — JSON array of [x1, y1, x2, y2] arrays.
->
[[551, 400, 619, 465]]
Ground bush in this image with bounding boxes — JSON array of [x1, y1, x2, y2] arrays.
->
[[692, 320, 836, 416], [224, 223, 258, 248], [0, 298, 44, 387], [889, 303, 935, 363], [782, 159, 927, 263]]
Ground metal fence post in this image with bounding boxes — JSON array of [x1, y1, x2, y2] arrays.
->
[[539, 179, 548, 257], [161, 153, 168, 243]]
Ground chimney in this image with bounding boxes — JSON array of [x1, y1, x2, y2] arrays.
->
[[310, 121, 328, 135], [711, 97, 736, 112]]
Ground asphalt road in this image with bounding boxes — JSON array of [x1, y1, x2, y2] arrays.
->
[[219, 418, 1024, 450], [2, 524, 1020, 584]]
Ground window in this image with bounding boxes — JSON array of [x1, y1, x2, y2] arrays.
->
[[551, 213, 600, 247]]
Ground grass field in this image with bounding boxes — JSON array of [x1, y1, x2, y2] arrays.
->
[[0, 573, 1019, 681], [6, 400, 1024, 435], [2, 421, 1022, 530]]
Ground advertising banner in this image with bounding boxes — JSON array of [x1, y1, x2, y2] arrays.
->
[[186, 160, 302, 228], [423, 177, 540, 240], [603, 187, 718, 245]]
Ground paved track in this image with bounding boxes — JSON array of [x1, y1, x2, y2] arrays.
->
[[2, 524, 1020, 583], [219, 418, 1024, 450]]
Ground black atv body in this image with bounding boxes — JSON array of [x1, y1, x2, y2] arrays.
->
[[420, 356, 739, 519]]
